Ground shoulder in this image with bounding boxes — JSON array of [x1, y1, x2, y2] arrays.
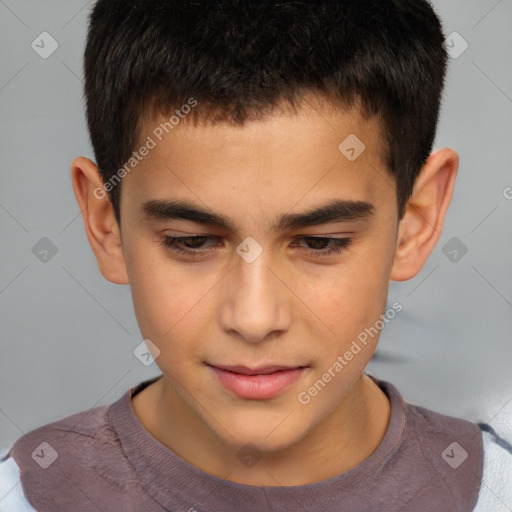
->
[[403, 398, 485, 456], [0, 456, 37, 511], [396, 398, 484, 507], [473, 424, 512, 512], [8, 400, 117, 464], [7, 397, 135, 477], [4, 399, 140, 511], [403, 398, 512, 510], [393, 385, 485, 467]]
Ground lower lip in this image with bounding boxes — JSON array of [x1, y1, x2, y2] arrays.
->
[[209, 366, 306, 400]]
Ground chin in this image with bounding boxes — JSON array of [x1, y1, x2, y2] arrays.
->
[[213, 414, 312, 454]]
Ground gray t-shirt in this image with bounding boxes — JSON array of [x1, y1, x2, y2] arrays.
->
[[0, 375, 501, 511]]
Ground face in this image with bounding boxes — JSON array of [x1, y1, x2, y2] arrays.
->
[[118, 99, 399, 452]]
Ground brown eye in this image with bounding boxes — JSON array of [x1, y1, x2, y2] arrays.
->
[[159, 235, 219, 257], [293, 237, 352, 257]]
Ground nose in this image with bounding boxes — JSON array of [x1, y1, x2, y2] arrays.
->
[[218, 246, 291, 343]]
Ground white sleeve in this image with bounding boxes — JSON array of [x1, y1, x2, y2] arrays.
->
[[0, 457, 38, 512], [472, 430, 512, 512]]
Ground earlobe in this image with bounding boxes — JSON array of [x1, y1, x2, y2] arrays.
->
[[390, 148, 459, 282], [70, 156, 129, 285]]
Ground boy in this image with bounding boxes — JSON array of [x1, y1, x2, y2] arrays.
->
[[1, 0, 511, 510]]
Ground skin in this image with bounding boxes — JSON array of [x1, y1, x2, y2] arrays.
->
[[71, 96, 458, 487]]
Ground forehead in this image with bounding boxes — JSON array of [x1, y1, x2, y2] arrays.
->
[[124, 98, 395, 227]]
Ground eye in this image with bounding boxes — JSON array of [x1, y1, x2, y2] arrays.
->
[[159, 235, 352, 259], [291, 236, 353, 257], [159, 235, 219, 257]]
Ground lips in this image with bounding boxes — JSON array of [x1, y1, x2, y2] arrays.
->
[[211, 364, 303, 375], [207, 363, 308, 400]]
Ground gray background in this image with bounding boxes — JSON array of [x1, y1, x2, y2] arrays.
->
[[1, 0, 511, 458]]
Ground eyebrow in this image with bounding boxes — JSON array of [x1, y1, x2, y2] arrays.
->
[[141, 198, 375, 232]]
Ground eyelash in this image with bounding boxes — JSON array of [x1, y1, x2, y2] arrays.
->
[[158, 235, 353, 259]]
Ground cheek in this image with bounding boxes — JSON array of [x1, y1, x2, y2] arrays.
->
[[299, 260, 389, 336], [124, 243, 205, 353]]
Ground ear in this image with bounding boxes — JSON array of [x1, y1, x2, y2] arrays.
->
[[70, 156, 129, 284], [390, 148, 459, 282]]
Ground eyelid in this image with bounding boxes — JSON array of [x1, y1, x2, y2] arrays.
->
[[158, 234, 353, 259]]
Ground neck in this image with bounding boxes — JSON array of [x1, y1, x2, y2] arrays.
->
[[132, 374, 391, 486]]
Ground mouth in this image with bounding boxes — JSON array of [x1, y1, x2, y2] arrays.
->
[[206, 363, 309, 400]]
